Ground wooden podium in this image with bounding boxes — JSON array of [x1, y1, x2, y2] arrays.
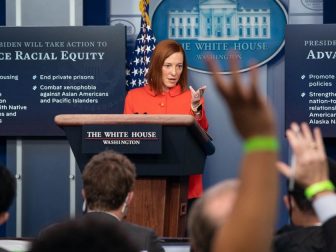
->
[[55, 114, 215, 237]]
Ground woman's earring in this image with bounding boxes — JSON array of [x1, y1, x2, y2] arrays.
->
[[82, 200, 87, 214]]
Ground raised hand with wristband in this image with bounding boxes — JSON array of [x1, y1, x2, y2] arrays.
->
[[276, 122, 336, 252], [206, 52, 278, 252]]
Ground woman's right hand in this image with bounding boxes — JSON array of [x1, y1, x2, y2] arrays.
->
[[189, 85, 206, 111]]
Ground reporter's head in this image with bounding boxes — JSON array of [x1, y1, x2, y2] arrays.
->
[[82, 151, 136, 212]]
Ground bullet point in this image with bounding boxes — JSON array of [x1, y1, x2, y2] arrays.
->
[[301, 92, 305, 97], [301, 75, 305, 80], [32, 86, 37, 90], [32, 75, 37, 80]]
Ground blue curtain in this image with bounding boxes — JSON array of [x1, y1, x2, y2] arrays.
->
[[324, 0, 336, 24], [83, 0, 110, 25]]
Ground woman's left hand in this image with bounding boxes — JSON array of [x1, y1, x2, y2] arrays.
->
[[190, 85, 206, 110]]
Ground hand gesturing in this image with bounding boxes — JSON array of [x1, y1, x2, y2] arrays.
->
[[189, 85, 206, 110]]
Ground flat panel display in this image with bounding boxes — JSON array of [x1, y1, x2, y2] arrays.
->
[[286, 24, 336, 137], [0, 26, 126, 136]]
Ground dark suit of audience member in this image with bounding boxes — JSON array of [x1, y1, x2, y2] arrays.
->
[[0, 166, 16, 252], [274, 224, 325, 252], [83, 211, 163, 251], [322, 216, 336, 252], [0, 165, 15, 227], [81, 150, 164, 252], [273, 158, 336, 252], [30, 217, 139, 252]]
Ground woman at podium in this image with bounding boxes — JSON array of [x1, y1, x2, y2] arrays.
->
[[124, 39, 209, 202]]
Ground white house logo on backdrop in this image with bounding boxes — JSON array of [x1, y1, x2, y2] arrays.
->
[[168, 3, 270, 41], [300, 0, 322, 11], [152, 0, 287, 73]]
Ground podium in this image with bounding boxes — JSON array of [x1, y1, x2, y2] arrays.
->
[[55, 114, 215, 237]]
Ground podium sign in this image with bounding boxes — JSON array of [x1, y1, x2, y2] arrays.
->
[[82, 125, 162, 154]]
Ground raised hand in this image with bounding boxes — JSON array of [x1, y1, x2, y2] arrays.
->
[[205, 53, 276, 139], [205, 52, 278, 252], [277, 122, 328, 187]]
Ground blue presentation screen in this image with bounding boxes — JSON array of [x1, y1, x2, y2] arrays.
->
[[286, 24, 336, 137], [0, 26, 126, 136]]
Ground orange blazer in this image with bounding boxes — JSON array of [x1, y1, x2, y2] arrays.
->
[[124, 84, 209, 199]]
